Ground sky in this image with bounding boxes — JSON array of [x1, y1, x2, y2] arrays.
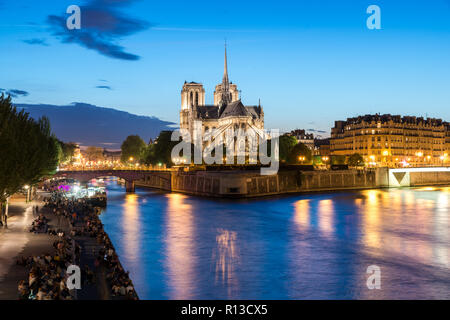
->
[[1, 0, 450, 137]]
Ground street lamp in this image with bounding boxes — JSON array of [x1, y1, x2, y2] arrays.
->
[[24, 185, 30, 202]]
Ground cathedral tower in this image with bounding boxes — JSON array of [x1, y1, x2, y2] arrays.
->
[[181, 81, 205, 110], [214, 44, 239, 106]]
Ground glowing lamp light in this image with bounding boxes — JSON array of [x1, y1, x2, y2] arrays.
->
[[382, 150, 389, 156]]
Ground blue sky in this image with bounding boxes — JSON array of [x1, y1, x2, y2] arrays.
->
[[1, 0, 450, 137]]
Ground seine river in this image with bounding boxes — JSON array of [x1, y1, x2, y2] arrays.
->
[[99, 181, 450, 299]]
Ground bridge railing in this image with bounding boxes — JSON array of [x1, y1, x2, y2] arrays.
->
[[58, 165, 169, 172]]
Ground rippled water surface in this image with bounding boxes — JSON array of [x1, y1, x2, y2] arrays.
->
[[99, 182, 450, 299]]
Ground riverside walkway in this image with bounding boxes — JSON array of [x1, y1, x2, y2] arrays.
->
[[0, 191, 120, 300], [0, 197, 55, 299]]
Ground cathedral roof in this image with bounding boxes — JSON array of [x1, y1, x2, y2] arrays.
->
[[220, 100, 249, 118], [196, 105, 219, 119], [195, 100, 262, 120]]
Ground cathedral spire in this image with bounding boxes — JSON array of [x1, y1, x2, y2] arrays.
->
[[220, 41, 232, 105], [223, 41, 229, 85]]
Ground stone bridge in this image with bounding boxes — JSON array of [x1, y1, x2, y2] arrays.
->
[[53, 170, 172, 192]]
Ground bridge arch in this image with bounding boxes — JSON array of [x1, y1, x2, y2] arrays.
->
[[53, 170, 172, 193]]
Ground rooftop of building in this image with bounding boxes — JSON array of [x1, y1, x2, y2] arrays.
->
[[334, 114, 449, 127], [195, 100, 262, 120], [288, 129, 314, 140]]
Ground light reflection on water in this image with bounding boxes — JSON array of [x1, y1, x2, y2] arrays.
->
[[99, 182, 450, 299], [165, 193, 195, 299]]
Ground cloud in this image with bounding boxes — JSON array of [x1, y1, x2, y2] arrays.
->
[[47, 0, 151, 61], [307, 128, 327, 134], [95, 85, 112, 90], [0, 88, 29, 98], [23, 38, 49, 46]]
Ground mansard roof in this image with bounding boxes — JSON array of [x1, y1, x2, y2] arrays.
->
[[341, 114, 445, 126]]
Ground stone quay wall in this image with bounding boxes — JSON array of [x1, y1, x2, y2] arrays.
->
[[134, 167, 449, 198], [409, 171, 450, 186], [134, 172, 172, 191], [167, 169, 378, 198]]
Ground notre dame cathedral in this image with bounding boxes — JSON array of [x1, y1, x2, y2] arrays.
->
[[179, 45, 265, 147]]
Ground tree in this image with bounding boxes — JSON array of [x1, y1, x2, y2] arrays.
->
[[58, 140, 77, 164], [287, 142, 313, 164], [84, 146, 105, 162], [279, 135, 298, 162], [331, 155, 346, 165], [121, 135, 147, 163], [144, 131, 179, 167], [348, 153, 365, 167], [0, 94, 60, 223]]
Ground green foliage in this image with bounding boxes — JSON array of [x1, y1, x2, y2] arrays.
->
[[312, 155, 323, 166], [279, 135, 298, 162], [331, 155, 347, 165], [0, 94, 60, 202], [120, 135, 147, 163], [287, 142, 313, 164], [348, 153, 365, 167], [144, 131, 178, 167], [58, 140, 77, 164], [85, 146, 105, 162]]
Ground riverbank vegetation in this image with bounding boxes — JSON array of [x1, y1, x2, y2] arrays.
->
[[0, 94, 60, 224]]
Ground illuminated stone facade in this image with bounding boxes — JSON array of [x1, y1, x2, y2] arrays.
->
[[330, 114, 449, 167], [180, 46, 264, 151]]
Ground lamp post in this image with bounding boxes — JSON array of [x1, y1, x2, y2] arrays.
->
[[322, 156, 329, 169], [129, 156, 134, 169], [24, 185, 30, 203]]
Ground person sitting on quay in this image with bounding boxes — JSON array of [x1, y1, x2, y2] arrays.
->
[[29, 213, 49, 233], [29, 189, 139, 299]]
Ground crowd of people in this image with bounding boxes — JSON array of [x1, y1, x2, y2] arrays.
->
[[29, 212, 49, 234], [16, 234, 76, 299], [17, 189, 138, 300]]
